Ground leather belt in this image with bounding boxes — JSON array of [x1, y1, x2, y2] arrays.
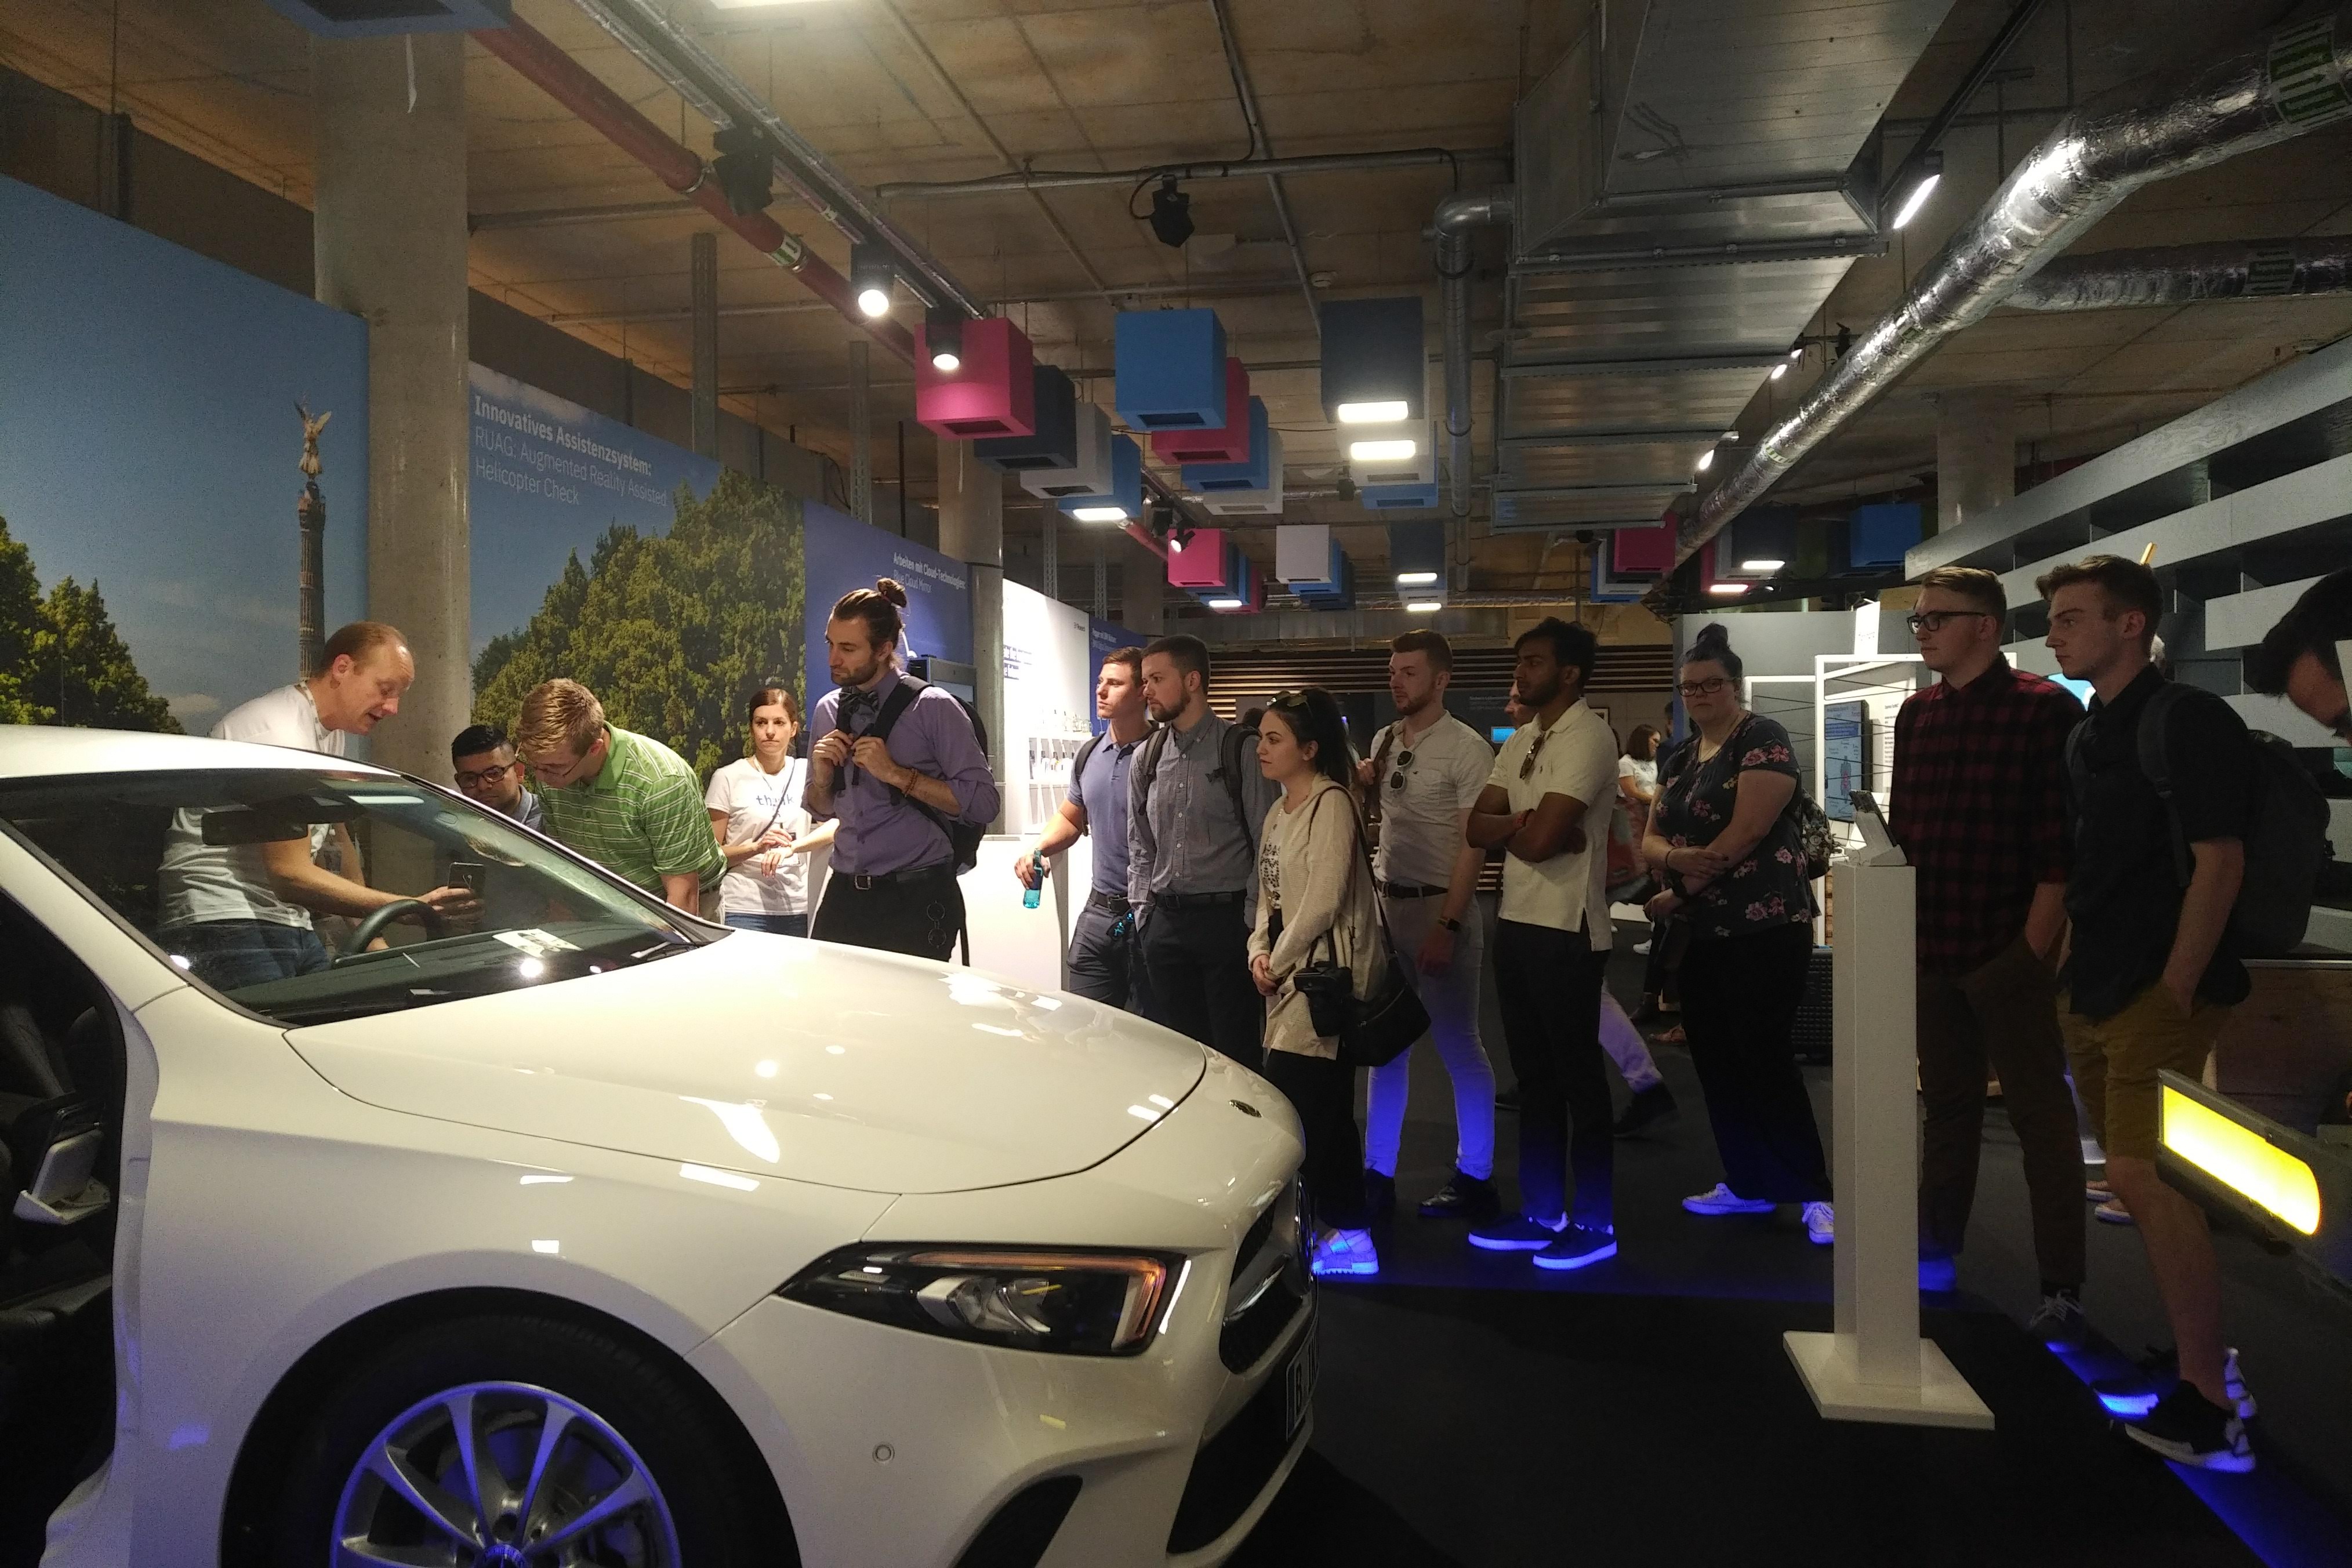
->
[[1086, 890, 1133, 914], [1156, 889, 1245, 908], [1378, 880, 1449, 899], [845, 861, 954, 891]]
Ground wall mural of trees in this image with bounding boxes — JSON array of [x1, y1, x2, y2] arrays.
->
[[0, 515, 180, 732], [470, 470, 805, 778]]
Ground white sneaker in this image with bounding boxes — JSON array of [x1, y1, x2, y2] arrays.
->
[[1802, 1200, 1835, 1246], [1683, 1182, 1775, 1216], [1311, 1228, 1381, 1278], [1632, 940, 1653, 956]]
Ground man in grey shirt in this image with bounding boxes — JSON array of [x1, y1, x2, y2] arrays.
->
[[1128, 634, 1279, 1070]]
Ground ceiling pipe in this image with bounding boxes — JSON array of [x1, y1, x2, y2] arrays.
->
[[1429, 190, 1514, 522], [874, 145, 1508, 200], [1208, 0, 1319, 336], [2003, 236, 2352, 310], [1671, 4, 2352, 581], [470, 14, 914, 363]]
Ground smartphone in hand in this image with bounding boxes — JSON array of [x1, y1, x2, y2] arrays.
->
[[448, 859, 487, 895]]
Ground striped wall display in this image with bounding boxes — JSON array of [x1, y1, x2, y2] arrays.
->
[[1198, 644, 1676, 717]]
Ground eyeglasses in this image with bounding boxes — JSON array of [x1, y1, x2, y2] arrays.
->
[[1905, 610, 1995, 634], [454, 763, 516, 789], [1518, 729, 1549, 780], [1388, 749, 1416, 792], [1675, 677, 1730, 699]]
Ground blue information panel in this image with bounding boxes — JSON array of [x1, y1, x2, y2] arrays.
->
[[1823, 700, 1867, 822]]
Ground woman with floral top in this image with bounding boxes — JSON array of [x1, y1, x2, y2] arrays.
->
[[1641, 624, 1834, 1247]]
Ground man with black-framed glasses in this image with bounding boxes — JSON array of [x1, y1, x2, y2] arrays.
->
[[1356, 630, 1501, 1222], [451, 723, 545, 833]]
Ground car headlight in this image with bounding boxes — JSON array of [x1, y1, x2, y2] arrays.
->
[[779, 1245, 1186, 1356]]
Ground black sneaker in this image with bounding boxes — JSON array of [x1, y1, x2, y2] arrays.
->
[[1496, 1086, 1521, 1114], [2121, 1383, 2255, 1472], [1613, 1084, 1679, 1137], [1417, 1170, 1501, 1221], [2028, 1288, 2088, 1352], [2096, 1346, 2255, 1420], [1363, 1169, 1397, 1220]]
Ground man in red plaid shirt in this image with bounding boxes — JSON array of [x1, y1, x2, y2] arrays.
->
[[1890, 565, 2088, 1345]]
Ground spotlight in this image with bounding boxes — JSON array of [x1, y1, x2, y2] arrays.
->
[[710, 124, 772, 216], [1770, 361, 1789, 381], [1834, 322, 1854, 358], [850, 239, 894, 318], [1890, 148, 1944, 231], [1148, 177, 1194, 249], [1696, 450, 1715, 473], [1171, 521, 1197, 554], [925, 307, 964, 373]]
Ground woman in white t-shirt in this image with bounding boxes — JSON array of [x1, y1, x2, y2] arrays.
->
[[706, 686, 834, 936]]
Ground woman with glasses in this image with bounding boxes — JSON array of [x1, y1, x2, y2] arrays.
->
[[1248, 687, 1386, 1277], [1642, 625, 1835, 1247], [706, 686, 836, 936]]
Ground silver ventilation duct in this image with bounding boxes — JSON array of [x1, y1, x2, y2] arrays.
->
[[1432, 190, 1515, 521], [1675, 5, 2352, 574], [2003, 236, 2352, 310]]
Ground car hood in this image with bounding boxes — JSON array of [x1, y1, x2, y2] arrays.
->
[[286, 932, 1207, 1193]]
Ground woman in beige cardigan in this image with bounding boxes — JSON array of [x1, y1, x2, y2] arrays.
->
[[1248, 687, 1386, 1278]]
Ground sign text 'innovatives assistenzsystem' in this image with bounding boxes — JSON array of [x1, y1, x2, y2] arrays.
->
[[471, 393, 665, 507]]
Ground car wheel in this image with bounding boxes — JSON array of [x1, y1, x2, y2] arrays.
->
[[268, 1312, 782, 1567]]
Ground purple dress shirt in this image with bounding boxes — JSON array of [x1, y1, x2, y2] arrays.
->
[[807, 668, 1001, 876]]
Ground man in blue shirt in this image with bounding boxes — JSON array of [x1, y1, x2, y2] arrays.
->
[[1017, 645, 1155, 1014]]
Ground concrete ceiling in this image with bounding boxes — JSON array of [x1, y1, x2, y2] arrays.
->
[[3, 0, 2350, 608]]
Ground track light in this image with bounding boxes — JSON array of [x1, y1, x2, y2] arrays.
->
[[1696, 450, 1715, 473], [1171, 521, 1197, 554], [1148, 177, 1194, 249], [1890, 149, 1944, 231], [850, 240, 894, 318], [1770, 361, 1789, 381], [925, 307, 963, 373], [710, 124, 772, 216]]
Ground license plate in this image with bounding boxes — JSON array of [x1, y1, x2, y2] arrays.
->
[[1282, 1323, 1319, 1440]]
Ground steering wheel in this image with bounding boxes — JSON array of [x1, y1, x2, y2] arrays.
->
[[337, 898, 443, 960]]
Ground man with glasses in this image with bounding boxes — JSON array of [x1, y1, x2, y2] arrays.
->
[[1464, 616, 1621, 1271], [1357, 630, 1502, 1222], [450, 723, 545, 833], [1889, 566, 2089, 1349]]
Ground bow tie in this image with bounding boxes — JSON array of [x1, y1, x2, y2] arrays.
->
[[839, 688, 880, 729]]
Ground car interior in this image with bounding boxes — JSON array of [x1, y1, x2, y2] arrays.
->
[[0, 892, 125, 1551]]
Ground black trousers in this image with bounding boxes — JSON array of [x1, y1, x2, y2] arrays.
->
[[1261, 1048, 1367, 1231], [811, 864, 964, 963], [1493, 921, 1613, 1229], [1678, 922, 1831, 1204], [1066, 899, 1156, 1018], [1139, 898, 1264, 1071]]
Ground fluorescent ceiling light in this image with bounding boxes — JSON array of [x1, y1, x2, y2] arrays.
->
[[1740, 558, 1787, 573], [1348, 437, 1419, 462], [1206, 597, 1243, 609], [1695, 451, 1714, 472], [1892, 170, 1941, 231], [1769, 362, 1788, 381], [1706, 582, 1750, 596], [1336, 400, 1410, 424], [856, 286, 891, 318], [1070, 505, 1130, 523], [1404, 600, 1443, 614], [1395, 571, 1439, 586]]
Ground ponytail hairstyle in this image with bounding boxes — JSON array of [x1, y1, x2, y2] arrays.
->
[[1685, 621, 1744, 683], [831, 577, 908, 656]]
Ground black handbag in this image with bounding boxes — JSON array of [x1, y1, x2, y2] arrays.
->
[[1276, 792, 1430, 1069]]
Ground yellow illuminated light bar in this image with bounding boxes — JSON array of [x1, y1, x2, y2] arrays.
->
[[2161, 1086, 2321, 1235]]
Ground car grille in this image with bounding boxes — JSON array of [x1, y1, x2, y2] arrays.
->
[[953, 1475, 1081, 1568], [1219, 1181, 1308, 1373], [1164, 1330, 1305, 1555]]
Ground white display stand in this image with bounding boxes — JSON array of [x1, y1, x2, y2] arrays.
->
[[1783, 846, 1995, 1430], [957, 833, 1075, 993]]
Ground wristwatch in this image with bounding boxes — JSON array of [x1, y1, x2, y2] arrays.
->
[[1436, 915, 1462, 933]]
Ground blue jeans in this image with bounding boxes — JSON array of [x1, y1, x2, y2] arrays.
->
[[166, 920, 331, 991], [724, 912, 808, 938]]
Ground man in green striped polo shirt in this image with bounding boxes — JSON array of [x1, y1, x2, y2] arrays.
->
[[515, 678, 723, 913]]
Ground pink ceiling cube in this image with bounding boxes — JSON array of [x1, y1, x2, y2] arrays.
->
[[915, 317, 1037, 440], [1149, 358, 1252, 466], [1166, 528, 1237, 591], [1610, 511, 1680, 576]]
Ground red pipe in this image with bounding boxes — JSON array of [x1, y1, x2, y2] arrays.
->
[[472, 15, 914, 365]]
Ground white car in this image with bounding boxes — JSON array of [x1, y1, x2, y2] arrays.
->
[[0, 727, 1312, 1567]]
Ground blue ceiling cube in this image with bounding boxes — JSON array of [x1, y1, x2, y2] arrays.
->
[[1845, 502, 1923, 573], [1184, 399, 1272, 492], [1115, 308, 1230, 430]]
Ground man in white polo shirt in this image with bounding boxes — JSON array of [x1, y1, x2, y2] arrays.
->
[[159, 621, 474, 989], [1358, 629, 1501, 1223], [1463, 616, 1621, 1272]]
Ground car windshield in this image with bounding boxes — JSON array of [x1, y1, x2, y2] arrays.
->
[[0, 767, 712, 1026]]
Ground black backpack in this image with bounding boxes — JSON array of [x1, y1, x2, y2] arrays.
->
[[2065, 681, 2330, 958], [1133, 713, 1262, 851], [869, 674, 990, 876]]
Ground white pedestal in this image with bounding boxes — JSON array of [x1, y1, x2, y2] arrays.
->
[[1783, 854, 1994, 1430]]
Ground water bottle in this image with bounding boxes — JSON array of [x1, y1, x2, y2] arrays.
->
[[1022, 851, 1044, 910]]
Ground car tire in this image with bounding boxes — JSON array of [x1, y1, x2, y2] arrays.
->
[[266, 1311, 785, 1567]]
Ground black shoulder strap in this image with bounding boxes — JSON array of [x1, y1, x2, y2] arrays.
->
[[2133, 681, 2196, 887], [1070, 732, 1105, 835], [869, 674, 927, 743], [1221, 720, 1258, 848]]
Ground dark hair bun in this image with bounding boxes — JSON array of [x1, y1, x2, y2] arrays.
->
[[1694, 621, 1733, 652], [874, 576, 909, 608]]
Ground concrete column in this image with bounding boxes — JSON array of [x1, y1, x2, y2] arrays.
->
[[1935, 389, 2016, 538], [313, 32, 469, 780], [849, 343, 873, 527], [690, 232, 718, 459], [937, 437, 1006, 828], [1122, 538, 1166, 633]]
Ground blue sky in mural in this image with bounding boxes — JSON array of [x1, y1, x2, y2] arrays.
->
[[0, 175, 368, 732]]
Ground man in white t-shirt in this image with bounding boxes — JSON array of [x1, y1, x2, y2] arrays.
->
[[1463, 617, 1621, 1272], [159, 621, 474, 989], [1356, 630, 1501, 1223]]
